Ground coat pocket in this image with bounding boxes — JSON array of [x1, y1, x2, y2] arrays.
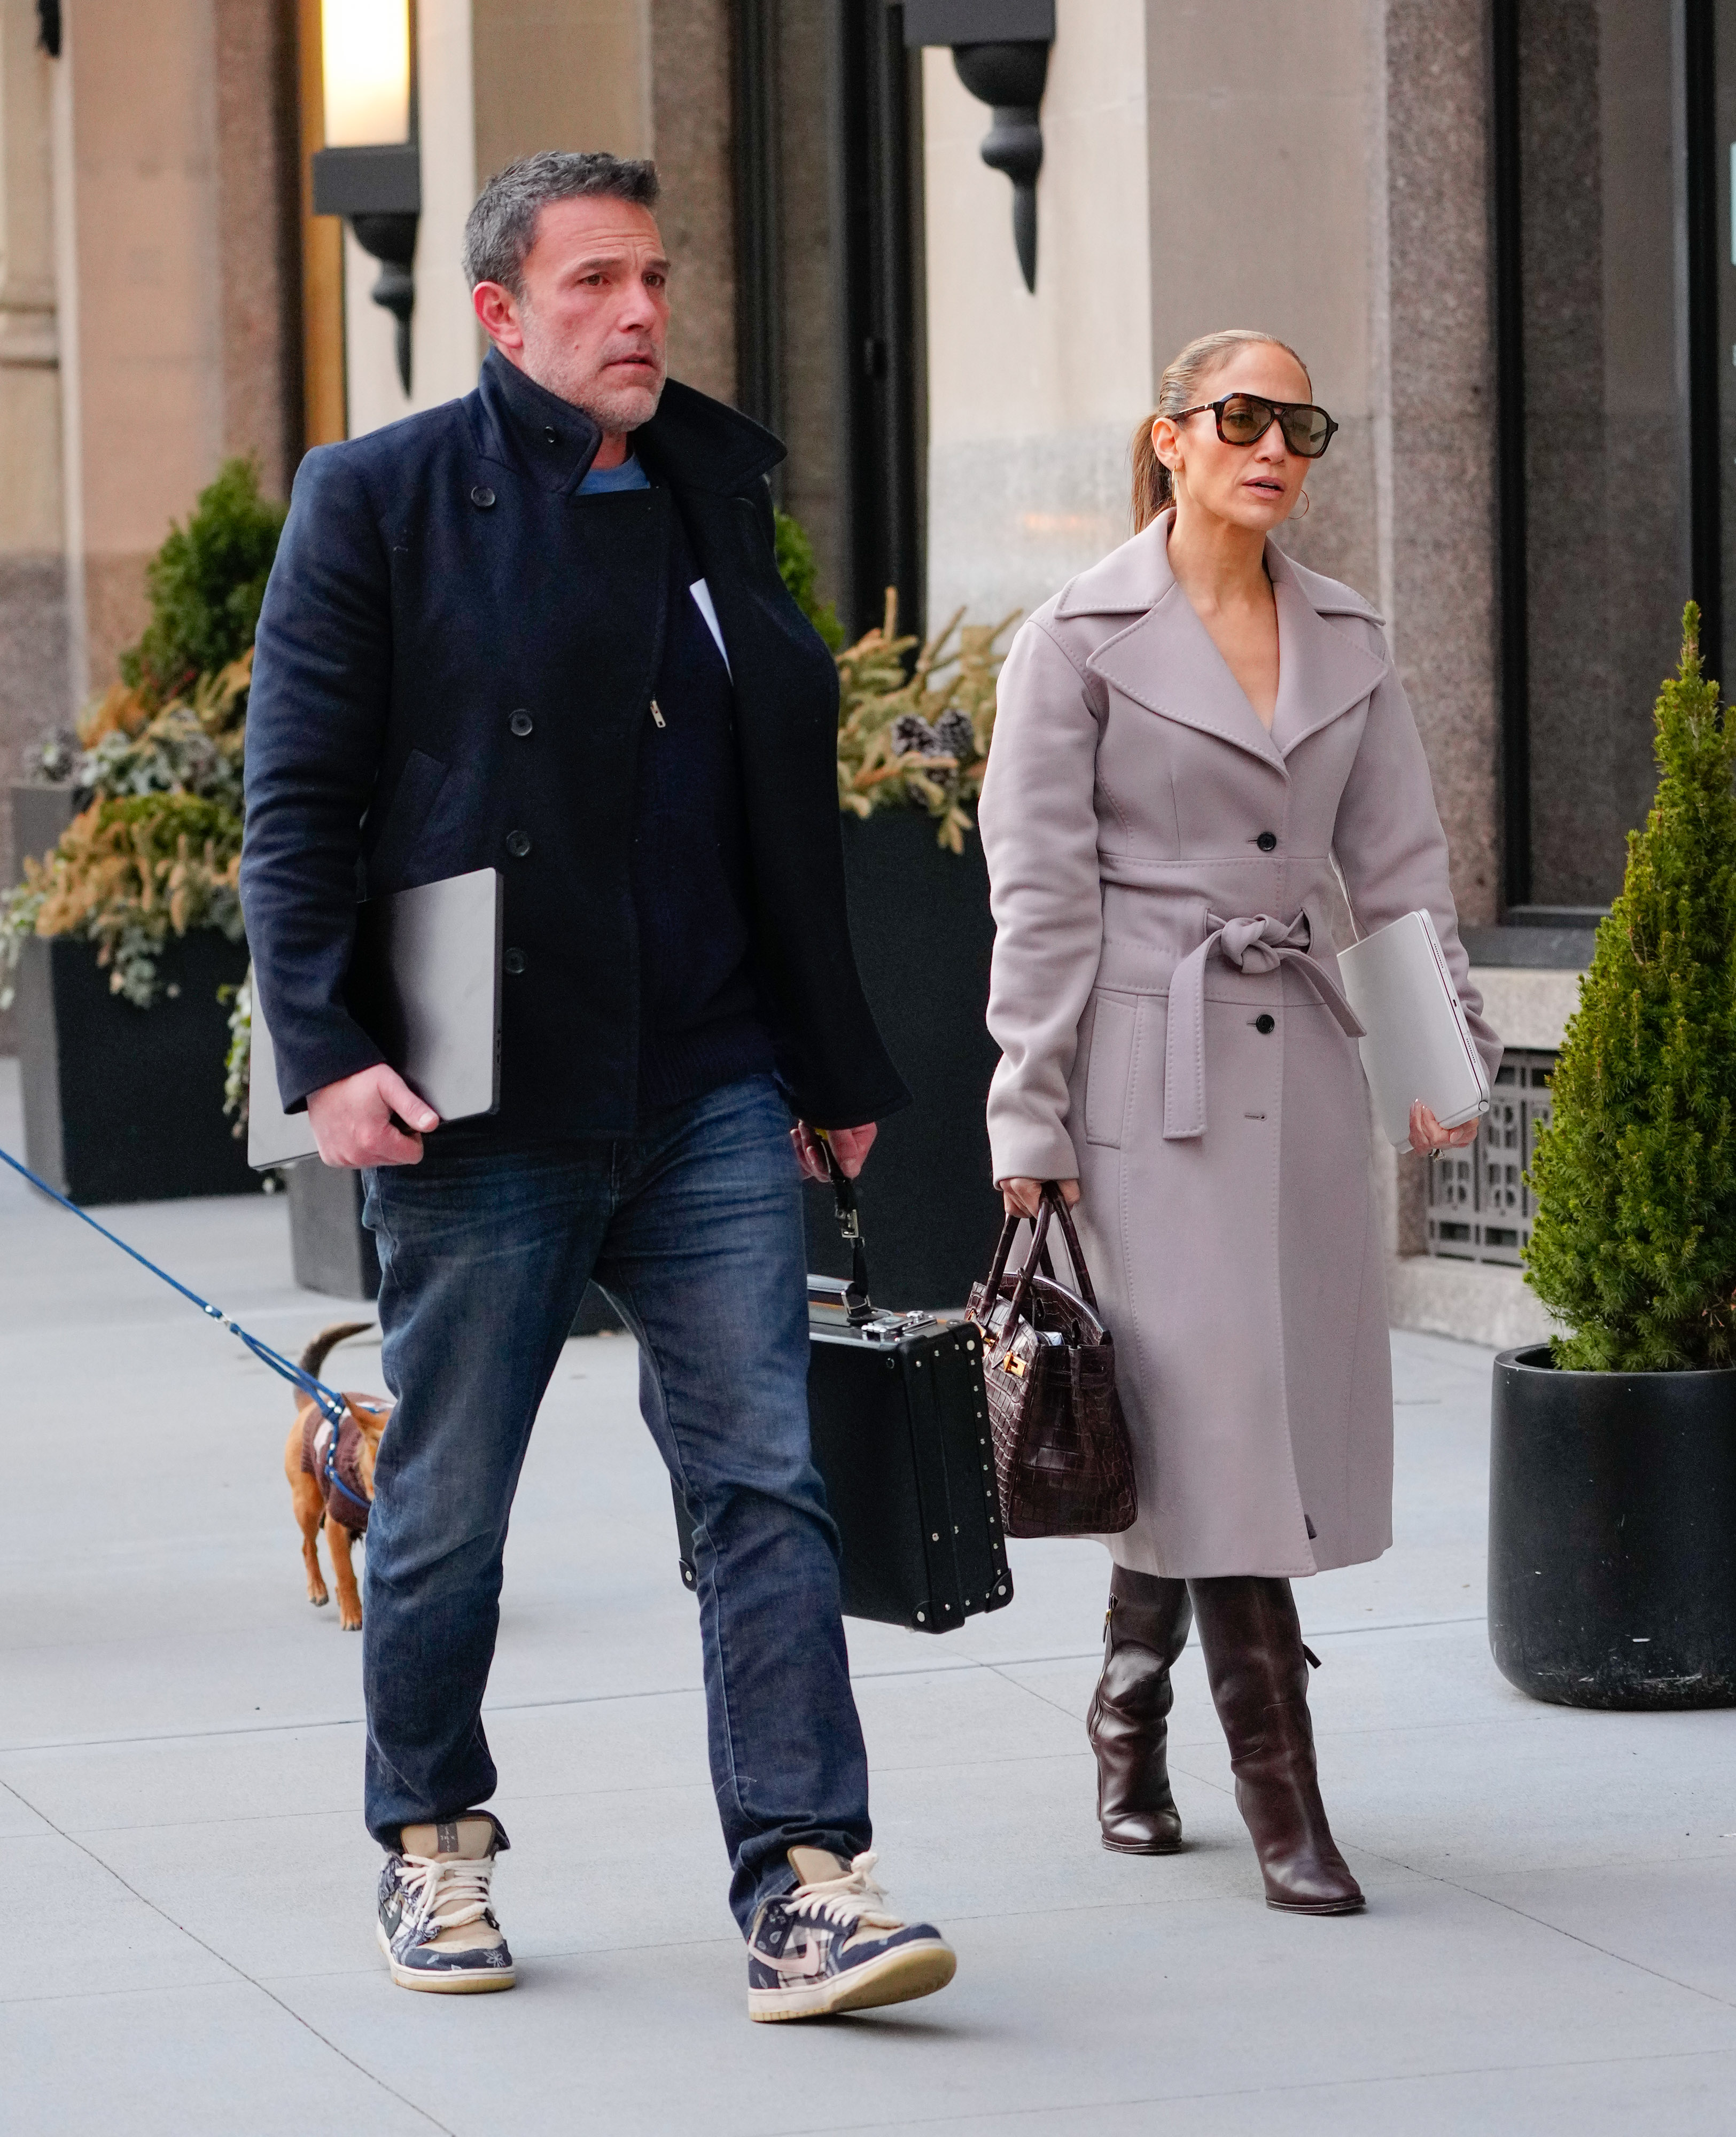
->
[[364, 747, 449, 891], [1084, 994, 1138, 1148]]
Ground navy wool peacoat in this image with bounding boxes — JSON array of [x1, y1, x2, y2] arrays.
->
[[240, 349, 908, 1141]]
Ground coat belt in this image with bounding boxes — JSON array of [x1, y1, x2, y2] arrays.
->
[[1163, 912, 1365, 1141]]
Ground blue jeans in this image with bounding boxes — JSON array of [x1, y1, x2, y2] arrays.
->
[[360, 1074, 870, 1932]]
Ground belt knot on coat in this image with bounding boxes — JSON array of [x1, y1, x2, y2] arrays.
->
[[1163, 911, 1366, 1141]]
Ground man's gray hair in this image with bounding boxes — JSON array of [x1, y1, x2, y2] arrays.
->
[[463, 151, 660, 294]]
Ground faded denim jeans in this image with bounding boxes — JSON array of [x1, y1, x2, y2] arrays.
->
[[360, 1074, 870, 1931]]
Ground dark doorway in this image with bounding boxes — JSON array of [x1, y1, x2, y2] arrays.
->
[[1493, 0, 1721, 914], [731, 0, 926, 645]]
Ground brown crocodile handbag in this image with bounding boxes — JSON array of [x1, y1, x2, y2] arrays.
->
[[967, 1187, 1138, 1538]]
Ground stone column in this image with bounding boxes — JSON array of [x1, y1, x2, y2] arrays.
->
[[1381, 0, 1501, 932], [1144, 0, 1382, 603], [0, 0, 67, 797], [50, 0, 301, 698], [0, 0, 67, 1054], [923, 0, 1153, 635]]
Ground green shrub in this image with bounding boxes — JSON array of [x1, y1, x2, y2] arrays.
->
[[119, 457, 285, 705], [1524, 603, 1736, 1368], [774, 506, 845, 652]]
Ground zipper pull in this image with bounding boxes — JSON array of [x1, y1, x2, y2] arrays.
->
[[649, 698, 666, 729]]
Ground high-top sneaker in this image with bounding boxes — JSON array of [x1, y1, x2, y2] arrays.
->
[[746, 1849, 956, 2022], [376, 1814, 516, 1992]]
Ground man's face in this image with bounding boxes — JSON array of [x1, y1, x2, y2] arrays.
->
[[473, 195, 670, 432]]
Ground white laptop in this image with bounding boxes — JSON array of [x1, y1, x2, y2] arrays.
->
[[1335, 909, 1491, 1150], [248, 868, 503, 1169]]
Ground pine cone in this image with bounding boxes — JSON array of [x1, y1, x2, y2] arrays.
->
[[932, 708, 977, 762], [891, 712, 940, 758]]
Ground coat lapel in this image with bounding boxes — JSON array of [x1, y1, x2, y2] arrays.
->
[[1078, 520, 1287, 775], [1066, 513, 1387, 774], [1266, 547, 1389, 757]]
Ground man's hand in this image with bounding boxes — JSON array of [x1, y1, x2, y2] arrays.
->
[[306, 1064, 440, 1169], [791, 1121, 878, 1184], [998, 1176, 1081, 1220]]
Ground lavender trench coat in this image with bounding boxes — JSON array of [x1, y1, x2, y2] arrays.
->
[[978, 514, 1501, 1578]]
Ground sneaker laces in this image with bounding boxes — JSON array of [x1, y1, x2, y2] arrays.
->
[[398, 1851, 497, 1937], [785, 1850, 902, 1932]]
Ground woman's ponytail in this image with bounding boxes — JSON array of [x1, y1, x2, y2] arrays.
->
[[1130, 417, 1171, 533]]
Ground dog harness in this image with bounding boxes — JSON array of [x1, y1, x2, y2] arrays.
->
[[300, 1405, 380, 1537]]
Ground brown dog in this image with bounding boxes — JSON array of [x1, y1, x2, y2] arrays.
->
[[283, 1322, 394, 1630]]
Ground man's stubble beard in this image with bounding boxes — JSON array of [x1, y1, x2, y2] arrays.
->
[[517, 306, 665, 436]]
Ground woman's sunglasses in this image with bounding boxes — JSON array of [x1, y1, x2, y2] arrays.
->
[[1171, 393, 1338, 458]]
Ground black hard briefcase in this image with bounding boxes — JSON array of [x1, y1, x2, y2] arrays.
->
[[671, 1155, 1014, 1633]]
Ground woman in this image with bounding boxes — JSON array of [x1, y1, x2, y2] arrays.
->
[[977, 330, 1498, 1916]]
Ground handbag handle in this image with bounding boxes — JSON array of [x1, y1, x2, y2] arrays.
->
[[1042, 1187, 1100, 1314], [983, 1194, 1054, 1348], [982, 1184, 1101, 1314]]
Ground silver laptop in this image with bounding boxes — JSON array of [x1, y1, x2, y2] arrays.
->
[[248, 868, 503, 1169]]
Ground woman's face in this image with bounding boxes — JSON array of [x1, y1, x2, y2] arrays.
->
[[1153, 344, 1315, 536]]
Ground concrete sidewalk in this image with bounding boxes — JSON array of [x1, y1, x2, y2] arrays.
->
[[3, 1055, 1735, 2136]]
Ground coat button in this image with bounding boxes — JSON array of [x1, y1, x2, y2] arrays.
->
[[1255, 1013, 1276, 1034], [470, 484, 496, 509], [509, 709, 533, 737], [505, 829, 532, 858], [1256, 830, 1278, 852], [503, 948, 526, 976], [543, 425, 558, 446]]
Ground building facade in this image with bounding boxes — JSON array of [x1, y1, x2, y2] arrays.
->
[[1, 0, 1726, 1336]]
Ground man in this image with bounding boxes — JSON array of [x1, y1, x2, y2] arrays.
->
[[241, 152, 955, 2021]]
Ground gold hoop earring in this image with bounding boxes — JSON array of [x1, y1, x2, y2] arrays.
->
[[1298, 490, 1311, 518]]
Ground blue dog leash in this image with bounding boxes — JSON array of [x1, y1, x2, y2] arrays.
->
[[0, 1140, 350, 1428]]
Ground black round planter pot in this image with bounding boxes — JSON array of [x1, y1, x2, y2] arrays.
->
[[1489, 1344, 1736, 1709]]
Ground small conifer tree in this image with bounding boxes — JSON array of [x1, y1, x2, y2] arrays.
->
[[1525, 603, 1736, 1369], [119, 457, 286, 705]]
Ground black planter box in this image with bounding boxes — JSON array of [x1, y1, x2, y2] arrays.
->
[[18, 930, 258, 1204], [803, 812, 1005, 1309], [1489, 1344, 1736, 1709], [286, 1159, 382, 1299]]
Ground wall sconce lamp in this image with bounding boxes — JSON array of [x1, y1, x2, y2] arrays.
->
[[904, 0, 1055, 293], [310, 1, 419, 393]]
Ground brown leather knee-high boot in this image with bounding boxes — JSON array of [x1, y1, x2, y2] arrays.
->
[[1188, 1576, 1364, 1914], [1086, 1566, 1193, 1854]]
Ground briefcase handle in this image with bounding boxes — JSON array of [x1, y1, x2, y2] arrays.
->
[[817, 1133, 876, 1324]]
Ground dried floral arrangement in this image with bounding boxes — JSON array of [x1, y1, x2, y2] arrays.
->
[[6, 794, 244, 1008], [1, 653, 252, 1010], [834, 592, 1017, 852]]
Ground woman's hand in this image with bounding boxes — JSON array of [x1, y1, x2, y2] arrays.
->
[[999, 1176, 1081, 1219], [1408, 1101, 1478, 1157]]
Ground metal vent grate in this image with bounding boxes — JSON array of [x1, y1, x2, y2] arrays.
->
[[1423, 1049, 1554, 1266]]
